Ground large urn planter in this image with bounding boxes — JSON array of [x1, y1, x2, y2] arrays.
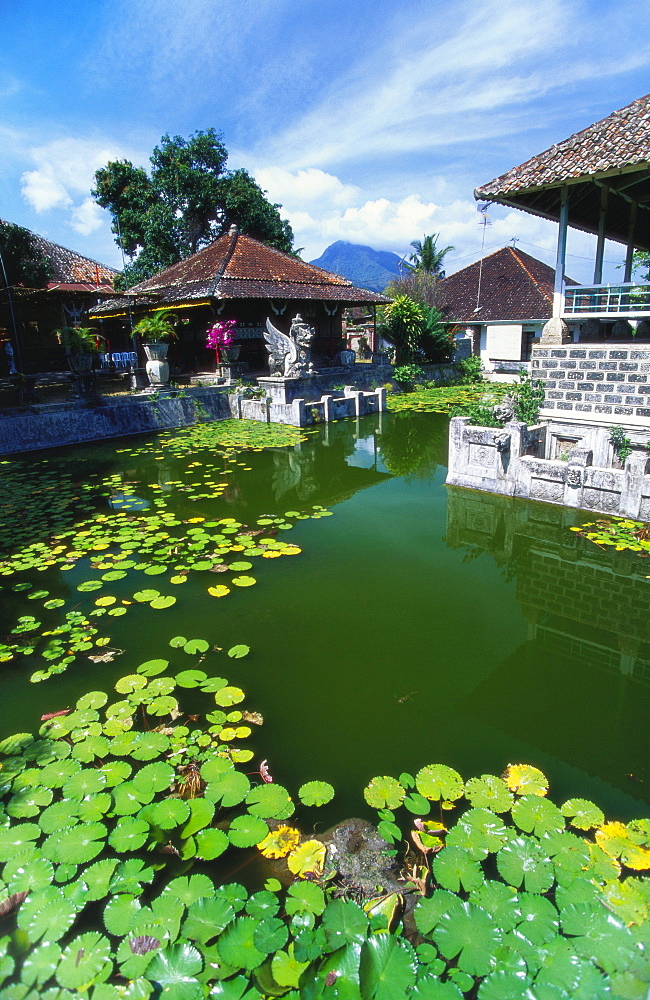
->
[[67, 352, 97, 398], [143, 342, 170, 386], [220, 345, 240, 363]]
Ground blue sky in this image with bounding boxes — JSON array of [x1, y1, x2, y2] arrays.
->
[[1, 0, 648, 282]]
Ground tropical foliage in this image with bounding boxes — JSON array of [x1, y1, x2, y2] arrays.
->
[[407, 234, 455, 277], [92, 130, 294, 289], [379, 295, 452, 364], [133, 311, 177, 344], [570, 516, 650, 554], [53, 328, 105, 355], [0, 221, 52, 288]]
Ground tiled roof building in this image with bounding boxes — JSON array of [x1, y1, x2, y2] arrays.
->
[[475, 94, 650, 251], [93, 227, 387, 316]]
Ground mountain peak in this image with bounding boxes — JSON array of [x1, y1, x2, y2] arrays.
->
[[310, 241, 402, 293]]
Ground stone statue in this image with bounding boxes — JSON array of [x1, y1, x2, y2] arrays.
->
[[264, 314, 315, 377]]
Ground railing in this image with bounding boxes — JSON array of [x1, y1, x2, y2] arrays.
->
[[564, 283, 650, 317]]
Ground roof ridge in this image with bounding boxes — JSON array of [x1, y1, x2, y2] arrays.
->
[[509, 246, 553, 305], [0, 219, 118, 273]]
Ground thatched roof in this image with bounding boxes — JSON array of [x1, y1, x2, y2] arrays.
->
[[1, 221, 117, 292], [92, 228, 389, 317], [475, 95, 650, 250]]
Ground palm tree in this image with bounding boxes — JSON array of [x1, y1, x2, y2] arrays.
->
[[408, 234, 454, 277]]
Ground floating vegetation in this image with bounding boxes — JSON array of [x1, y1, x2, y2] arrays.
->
[[0, 664, 648, 997], [387, 383, 509, 414], [570, 517, 650, 554]]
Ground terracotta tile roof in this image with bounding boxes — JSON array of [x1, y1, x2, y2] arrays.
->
[[92, 229, 389, 316], [0, 222, 118, 291], [438, 246, 576, 323], [475, 95, 650, 250]]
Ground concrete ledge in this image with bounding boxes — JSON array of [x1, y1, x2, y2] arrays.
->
[[0, 386, 232, 455]]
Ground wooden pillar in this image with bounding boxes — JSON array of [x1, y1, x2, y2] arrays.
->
[[593, 185, 608, 284], [553, 187, 569, 318], [624, 202, 637, 282]]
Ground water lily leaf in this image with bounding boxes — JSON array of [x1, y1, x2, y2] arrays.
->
[[470, 881, 520, 932], [287, 839, 326, 878], [364, 775, 406, 810], [104, 893, 142, 936], [108, 817, 150, 853], [416, 765, 464, 803], [62, 768, 107, 800], [17, 885, 77, 942], [136, 658, 169, 676], [227, 644, 250, 659], [217, 917, 265, 971], [200, 676, 229, 693], [42, 822, 106, 864], [7, 785, 53, 818], [150, 595, 176, 609], [228, 814, 269, 848], [146, 943, 203, 997], [512, 795, 565, 837], [208, 585, 230, 598], [180, 798, 215, 839], [504, 764, 548, 797], [81, 859, 119, 901], [77, 580, 103, 592], [271, 945, 310, 989], [433, 846, 485, 892], [446, 808, 507, 858], [231, 576, 256, 587], [253, 916, 288, 955], [145, 695, 178, 717], [134, 589, 160, 603], [214, 686, 245, 707], [411, 976, 464, 998], [20, 941, 62, 988], [246, 783, 294, 820], [285, 881, 326, 918], [209, 976, 263, 999], [175, 670, 207, 688], [497, 836, 554, 894], [109, 860, 154, 897], [465, 774, 514, 813], [516, 893, 559, 946], [298, 780, 335, 807], [600, 878, 649, 925], [542, 829, 591, 875], [323, 898, 369, 949], [115, 674, 148, 696], [403, 792, 430, 815], [195, 827, 229, 860], [182, 896, 235, 944], [183, 639, 209, 655], [359, 933, 417, 1000], [151, 798, 190, 831], [433, 900, 501, 977]]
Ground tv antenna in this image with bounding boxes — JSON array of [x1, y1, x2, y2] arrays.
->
[[474, 203, 490, 312]]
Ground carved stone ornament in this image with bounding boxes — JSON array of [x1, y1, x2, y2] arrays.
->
[[264, 314, 315, 377], [540, 317, 571, 344], [579, 318, 602, 342], [494, 396, 515, 422], [566, 466, 583, 488], [494, 432, 511, 453]]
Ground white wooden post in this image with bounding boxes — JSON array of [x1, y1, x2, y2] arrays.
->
[[553, 187, 569, 318], [593, 185, 608, 284], [624, 201, 637, 282]]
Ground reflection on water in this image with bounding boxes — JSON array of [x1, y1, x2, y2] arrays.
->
[[0, 411, 647, 823]]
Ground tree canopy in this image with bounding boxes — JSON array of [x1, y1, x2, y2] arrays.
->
[[0, 221, 52, 288], [408, 233, 454, 277], [92, 129, 294, 290]]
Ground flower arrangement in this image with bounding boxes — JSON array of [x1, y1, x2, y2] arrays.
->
[[206, 318, 237, 362]]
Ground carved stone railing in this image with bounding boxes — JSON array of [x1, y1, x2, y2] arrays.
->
[[564, 282, 650, 318]]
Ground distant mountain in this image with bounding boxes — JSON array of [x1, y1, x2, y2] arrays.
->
[[310, 241, 402, 293]]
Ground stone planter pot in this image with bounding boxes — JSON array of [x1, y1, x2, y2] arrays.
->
[[221, 345, 240, 362], [67, 352, 95, 374], [143, 342, 170, 386]]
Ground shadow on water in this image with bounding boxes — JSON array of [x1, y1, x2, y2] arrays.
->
[[0, 410, 648, 824]]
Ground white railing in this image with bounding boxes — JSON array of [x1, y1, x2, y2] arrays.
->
[[564, 283, 650, 317]]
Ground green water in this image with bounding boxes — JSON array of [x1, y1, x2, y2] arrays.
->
[[1, 411, 648, 826]]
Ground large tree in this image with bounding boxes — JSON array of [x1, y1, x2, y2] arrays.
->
[[0, 221, 52, 288], [92, 129, 294, 290], [408, 233, 454, 277]]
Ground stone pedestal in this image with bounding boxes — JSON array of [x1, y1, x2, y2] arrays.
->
[[540, 317, 571, 344]]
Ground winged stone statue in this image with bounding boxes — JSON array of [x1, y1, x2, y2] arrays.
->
[[264, 314, 315, 377]]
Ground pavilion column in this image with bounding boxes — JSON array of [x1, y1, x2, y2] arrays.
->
[[624, 202, 637, 282], [542, 187, 571, 343], [593, 185, 608, 284]]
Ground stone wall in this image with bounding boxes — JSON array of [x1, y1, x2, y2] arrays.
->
[[446, 415, 650, 520], [229, 387, 386, 427], [532, 342, 650, 427], [0, 386, 231, 455]]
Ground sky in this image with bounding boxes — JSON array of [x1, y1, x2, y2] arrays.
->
[[1, 0, 648, 283]]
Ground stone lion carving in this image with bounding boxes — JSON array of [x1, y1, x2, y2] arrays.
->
[[264, 314, 315, 377]]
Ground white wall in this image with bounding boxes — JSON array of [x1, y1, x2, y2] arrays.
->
[[486, 324, 523, 361]]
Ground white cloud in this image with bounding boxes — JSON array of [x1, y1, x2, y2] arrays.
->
[[20, 170, 72, 213], [70, 197, 105, 236]]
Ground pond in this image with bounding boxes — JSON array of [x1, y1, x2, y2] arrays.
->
[[0, 410, 648, 828]]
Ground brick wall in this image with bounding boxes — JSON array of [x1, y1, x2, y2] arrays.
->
[[532, 343, 650, 420]]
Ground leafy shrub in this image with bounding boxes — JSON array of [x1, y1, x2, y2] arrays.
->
[[511, 370, 545, 424], [378, 295, 452, 364], [457, 354, 484, 383], [450, 398, 505, 427], [393, 364, 425, 391], [610, 425, 633, 465]]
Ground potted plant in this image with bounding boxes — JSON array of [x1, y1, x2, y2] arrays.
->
[[206, 319, 239, 365], [133, 310, 176, 386], [54, 326, 105, 373]]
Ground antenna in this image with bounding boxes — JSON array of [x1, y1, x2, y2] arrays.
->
[[475, 203, 490, 312]]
